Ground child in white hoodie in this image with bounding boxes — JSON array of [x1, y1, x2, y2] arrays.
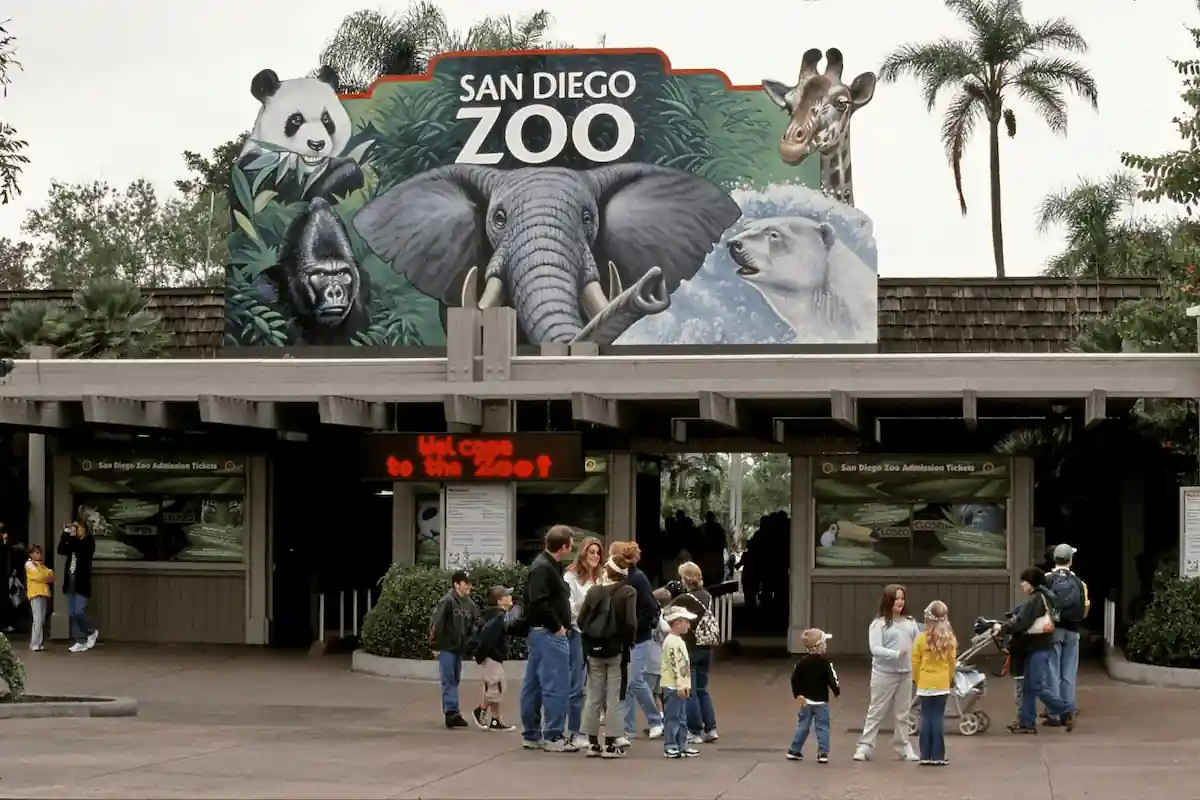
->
[[645, 588, 672, 718], [853, 584, 921, 762]]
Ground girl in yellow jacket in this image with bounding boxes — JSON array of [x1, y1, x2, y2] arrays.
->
[[911, 600, 956, 766], [25, 545, 53, 651]]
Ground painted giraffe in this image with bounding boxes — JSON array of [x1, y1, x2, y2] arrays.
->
[[762, 48, 877, 208]]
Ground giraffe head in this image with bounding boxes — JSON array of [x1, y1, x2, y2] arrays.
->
[[762, 48, 877, 166]]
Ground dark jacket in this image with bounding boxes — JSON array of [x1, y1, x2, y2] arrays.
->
[[578, 580, 637, 658], [429, 590, 479, 654], [58, 531, 95, 598], [628, 566, 659, 644], [1002, 587, 1056, 651], [790, 653, 841, 703], [525, 551, 570, 632], [474, 605, 510, 664], [667, 588, 712, 653]]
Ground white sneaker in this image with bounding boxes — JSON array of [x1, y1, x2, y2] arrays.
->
[[543, 738, 579, 753], [702, 730, 719, 742], [521, 739, 543, 750], [569, 734, 589, 749], [687, 733, 704, 744], [647, 725, 664, 739], [899, 745, 920, 762], [853, 747, 870, 762], [68, 643, 87, 653], [86, 630, 99, 649], [613, 736, 632, 748]]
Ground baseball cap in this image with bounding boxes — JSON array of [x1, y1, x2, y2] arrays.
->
[[451, 570, 472, 584], [662, 606, 697, 623], [488, 585, 513, 603], [1052, 544, 1077, 562]]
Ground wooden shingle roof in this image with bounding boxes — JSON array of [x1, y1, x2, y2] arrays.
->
[[0, 278, 1160, 357]]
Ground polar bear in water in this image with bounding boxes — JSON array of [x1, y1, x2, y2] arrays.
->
[[726, 216, 877, 342]]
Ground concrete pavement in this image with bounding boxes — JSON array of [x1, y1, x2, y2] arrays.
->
[[0, 644, 1197, 798]]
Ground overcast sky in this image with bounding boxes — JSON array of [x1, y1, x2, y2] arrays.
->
[[1, 0, 1194, 277]]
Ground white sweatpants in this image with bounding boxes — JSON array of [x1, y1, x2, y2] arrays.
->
[[856, 670, 913, 755]]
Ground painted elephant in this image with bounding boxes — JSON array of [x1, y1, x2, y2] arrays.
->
[[351, 163, 742, 345]]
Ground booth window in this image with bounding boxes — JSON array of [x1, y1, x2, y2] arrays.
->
[[68, 459, 245, 563], [812, 460, 1008, 569]]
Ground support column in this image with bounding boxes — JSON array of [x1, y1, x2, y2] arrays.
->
[[1011, 457, 1034, 606], [26, 345, 53, 560], [1120, 469, 1145, 623], [392, 483, 416, 566], [605, 453, 635, 546], [245, 455, 270, 644], [49, 453, 71, 641], [788, 456, 813, 652]]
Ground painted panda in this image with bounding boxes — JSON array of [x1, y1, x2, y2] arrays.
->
[[236, 66, 367, 205]]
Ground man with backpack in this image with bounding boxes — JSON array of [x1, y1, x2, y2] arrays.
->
[[1043, 543, 1089, 727], [429, 569, 480, 729], [576, 554, 638, 757]]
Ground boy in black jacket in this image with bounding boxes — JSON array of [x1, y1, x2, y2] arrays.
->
[[470, 586, 517, 732], [786, 628, 840, 763]]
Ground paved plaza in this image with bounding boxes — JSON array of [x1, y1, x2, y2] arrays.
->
[[0, 644, 1196, 798]]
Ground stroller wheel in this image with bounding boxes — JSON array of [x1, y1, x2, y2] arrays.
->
[[975, 711, 991, 733], [906, 713, 920, 737], [958, 714, 981, 736]]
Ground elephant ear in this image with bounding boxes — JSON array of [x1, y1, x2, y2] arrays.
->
[[352, 165, 500, 304], [585, 164, 742, 295]]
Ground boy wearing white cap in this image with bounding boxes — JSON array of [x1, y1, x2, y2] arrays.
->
[[786, 628, 840, 763], [660, 605, 699, 758]]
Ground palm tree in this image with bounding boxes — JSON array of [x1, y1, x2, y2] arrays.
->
[[661, 453, 727, 518], [318, 3, 567, 94], [879, 0, 1098, 277], [1036, 172, 1140, 277]]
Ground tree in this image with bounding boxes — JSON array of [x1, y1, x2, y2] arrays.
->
[[661, 453, 727, 520], [879, 0, 1098, 277], [0, 20, 29, 205], [318, 3, 567, 93], [0, 279, 172, 359], [1036, 172, 1140, 277], [0, 237, 32, 290]]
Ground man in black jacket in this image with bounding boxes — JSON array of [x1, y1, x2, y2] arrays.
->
[[519, 526, 576, 752], [429, 569, 479, 728], [621, 541, 665, 743], [58, 522, 97, 653]]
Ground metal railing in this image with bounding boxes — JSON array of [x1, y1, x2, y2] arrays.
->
[[316, 587, 377, 642], [709, 580, 738, 644]]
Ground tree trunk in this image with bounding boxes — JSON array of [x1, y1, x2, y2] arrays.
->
[[988, 119, 1006, 278]]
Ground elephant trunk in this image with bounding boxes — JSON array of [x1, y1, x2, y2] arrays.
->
[[507, 221, 591, 344]]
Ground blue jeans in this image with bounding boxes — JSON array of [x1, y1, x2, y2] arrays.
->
[[663, 690, 688, 753], [437, 651, 462, 716], [789, 702, 830, 755], [567, 629, 585, 735], [918, 694, 947, 762], [1020, 649, 1071, 728], [1045, 628, 1079, 716], [520, 628, 570, 743], [67, 593, 94, 645], [687, 648, 717, 734], [623, 639, 663, 734]]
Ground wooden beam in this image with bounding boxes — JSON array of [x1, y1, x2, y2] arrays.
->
[[962, 390, 978, 432], [830, 390, 858, 431], [773, 419, 786, 444], [198, 395, 279, 429], [319, 396, 386, 429], [670, 419, 688, 443], [1084, 390, 1107, 430], [570, 392, 631, 429], [697, 391, 742, 431], [82, 395, 179, 428], [0, 399, 68, 429], [443, 395, 483, 427]]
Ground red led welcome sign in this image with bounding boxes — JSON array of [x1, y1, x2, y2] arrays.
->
[[365, 433, 584, 482]]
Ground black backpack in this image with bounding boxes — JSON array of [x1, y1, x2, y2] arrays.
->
[[581, 591, 621, 656]]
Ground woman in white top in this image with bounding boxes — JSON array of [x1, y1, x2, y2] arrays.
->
[[853, 584, 921, 762], [564, 536, 603, 748]]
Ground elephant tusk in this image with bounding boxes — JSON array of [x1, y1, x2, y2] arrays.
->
[[581, 281, 609, 319], [460, 266, 479, 309], [477, 276, 505, 309], [606, 261, 624, 300]]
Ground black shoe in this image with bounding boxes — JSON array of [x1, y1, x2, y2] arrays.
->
[[785, 750, 803, 761], [445, 713, 469, 729], [1061, 712, 1075, 732], [488, 717, 515, 732], [471, 707, 488, 729], [1007, 723, 1037, 735], [1040, 716, 1062, 727], [816, 752, 828, 764]]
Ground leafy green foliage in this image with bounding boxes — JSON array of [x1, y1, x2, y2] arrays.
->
[[0, 632, 25, 700], [353, 283, 426, 346], [368, 77, 464, 189], [879, 0, 1099, 276], [1036, 172, 1140, 277], [360, 561, 529, 659], [1127, 566, 1200, 668], [0, 279, 172, 358], [660, 453, 792, 534], [0, 21, 28, 206], [224, 267, 290, 347]]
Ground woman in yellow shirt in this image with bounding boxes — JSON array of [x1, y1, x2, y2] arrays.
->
[[24, 544, 53, 652], [911, 600, 956, 766]]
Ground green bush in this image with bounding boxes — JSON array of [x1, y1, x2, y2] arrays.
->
[[1127, 565, 1200, 668], [0, 633, 26, 700], [361, 561, 530, 660]]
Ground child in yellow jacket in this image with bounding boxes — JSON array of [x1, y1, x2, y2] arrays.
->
[[911, 600, 956, 766], [25, 544, 53, 651]]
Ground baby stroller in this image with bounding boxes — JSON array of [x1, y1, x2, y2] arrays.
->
[[906, 617, 1005, 737]]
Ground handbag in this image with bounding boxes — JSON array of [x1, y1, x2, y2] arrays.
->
[[1029, 593, 1055, 635]]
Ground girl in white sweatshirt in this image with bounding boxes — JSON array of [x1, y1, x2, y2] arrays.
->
[[853, 584, 921, 762], [564, 536, 603, 748]]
